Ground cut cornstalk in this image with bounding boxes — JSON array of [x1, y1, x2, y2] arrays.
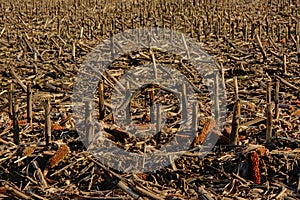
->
[[26, 82, 32, 126], [266, 82, 273, 143], [44, 98, 51, 146], [230, 99, 241, 145]]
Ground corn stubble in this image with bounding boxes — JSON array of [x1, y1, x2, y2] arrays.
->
[[0, 0, 299, 199]]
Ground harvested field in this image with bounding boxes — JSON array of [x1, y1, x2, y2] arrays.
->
[[0, 0, 299, 199]]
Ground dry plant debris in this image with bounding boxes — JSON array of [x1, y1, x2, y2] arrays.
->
[[0, 0, 299, 199]]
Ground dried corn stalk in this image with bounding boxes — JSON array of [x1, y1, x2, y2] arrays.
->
[[32, 160, 48, 188], [247, 151, 261, 184]]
